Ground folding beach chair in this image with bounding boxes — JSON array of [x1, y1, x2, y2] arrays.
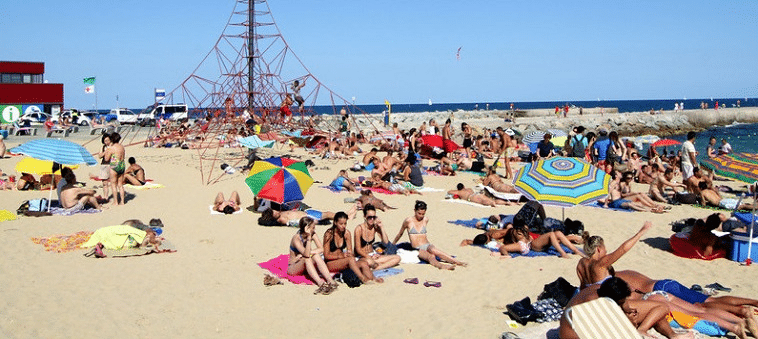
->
[[565, 297, 642, 339]]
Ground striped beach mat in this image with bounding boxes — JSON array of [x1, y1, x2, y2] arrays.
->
[[566, 297, 641, 339]]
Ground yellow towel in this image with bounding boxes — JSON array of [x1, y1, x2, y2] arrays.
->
[[80, 225, 146, 250], [0, 210, 17, 222], [666, 311, 700, 329]]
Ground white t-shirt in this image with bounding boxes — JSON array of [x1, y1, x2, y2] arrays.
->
[[681, 140, 696, 165], [720, 143, 732, 154]]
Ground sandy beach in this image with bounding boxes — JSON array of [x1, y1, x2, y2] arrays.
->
[[1, 114, 756, 339]]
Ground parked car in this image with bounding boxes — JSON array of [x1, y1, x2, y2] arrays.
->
[[100, 108, 138, 124], [138, 104, 188, 126], [20, 111, 50, 124]]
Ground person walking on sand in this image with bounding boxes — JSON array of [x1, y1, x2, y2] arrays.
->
[[680, 131, 697, 181], [102, 132, 126, 205], [392, 200, 467, 270]]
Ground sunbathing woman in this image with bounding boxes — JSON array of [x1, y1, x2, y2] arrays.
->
[[213, 191, 241, 214], [618, 171, 670, 210], [353, 204, 401, 270], [287, 217, 338, 295], [392, 200, 467, 270], [494, 220, 585, 259], [124, 157, 146, 186], [329, 169, 359, 192], [602, 171, 666, 213], [258, 205, 357, 227], [576, 221, 652, 289], [323, 212, 382, 284], [481, 166, 519, 194]]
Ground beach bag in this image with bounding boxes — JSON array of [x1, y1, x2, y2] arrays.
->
[[514, 201, 544, 233], [28, 198, 49, 212], [538, 277, 578, 307], [338, 269, 362, 288], [506, 297, 541, 325], [374, 241, 398, 255], [571, 135, 586, 157], [542, 218, 565, 233]]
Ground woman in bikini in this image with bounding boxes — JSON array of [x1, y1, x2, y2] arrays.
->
[[576, 221, 652, 289], [353, 204, 401, 270], [481, 166, 519, 193], [257, 206, 356, 227], [124, 157, 146, 186], [287, 217, 338, 295], [494, 220, 585, 259], [323, 212, 382, 284], [103, 132, 126, 205], [392, 200, 467, 270], [213, 191, 241, 214]]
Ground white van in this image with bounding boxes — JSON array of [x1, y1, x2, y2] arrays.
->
[[137, 104, 188, 125]]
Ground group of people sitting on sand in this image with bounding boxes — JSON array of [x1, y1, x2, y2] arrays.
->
[[284, 200, 466, 295]]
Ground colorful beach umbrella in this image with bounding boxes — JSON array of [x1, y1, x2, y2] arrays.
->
[[238, 135, 275, 149], [700, 153, 758, 184], [547, 129, 568, 137], [512, 157, 610, 208], [15, 158, 79, 175], [651, 139, 681, 148], [9, 139, 97, 165], [522, 131, 546, 145], [245, 157, 314, 204]]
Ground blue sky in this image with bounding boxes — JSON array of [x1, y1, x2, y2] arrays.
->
[[3, 0, 757, 109]]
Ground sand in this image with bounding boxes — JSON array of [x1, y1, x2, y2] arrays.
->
[[0, 119, 756, 339]]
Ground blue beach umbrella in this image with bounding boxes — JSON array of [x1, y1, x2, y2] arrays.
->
[[10, 139, 97, 166]]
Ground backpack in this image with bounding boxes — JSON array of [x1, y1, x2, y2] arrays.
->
[[606, 141, 619, 163], [571, 135, 586, 157], [513, 201, 544, 233], [537, 277, 578, 307], [338, 269, 362, 288]]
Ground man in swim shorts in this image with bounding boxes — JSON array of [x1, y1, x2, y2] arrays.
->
[[59, 171, 101, 211]]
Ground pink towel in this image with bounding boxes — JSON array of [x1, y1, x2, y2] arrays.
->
[[366, 186, 399, 195], [258, 254, 315, 285]]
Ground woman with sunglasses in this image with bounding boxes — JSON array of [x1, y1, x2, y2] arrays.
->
[[353, 204, 401, 270]]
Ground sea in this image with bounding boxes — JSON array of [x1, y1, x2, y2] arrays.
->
[[116, 97, 758, 156]]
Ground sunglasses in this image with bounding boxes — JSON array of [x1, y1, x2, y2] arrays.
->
[[366, 215, 377, 220]]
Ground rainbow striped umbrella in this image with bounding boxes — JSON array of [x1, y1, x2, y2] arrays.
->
[[700, 153, 758, 184], [512, 157, 610, 208], [245, 157, 313, 204]]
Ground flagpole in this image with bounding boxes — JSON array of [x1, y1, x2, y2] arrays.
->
[[95, 79, 98, 112]]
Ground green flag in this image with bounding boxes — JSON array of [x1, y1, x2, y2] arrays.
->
[[83, 77, 96, 85]]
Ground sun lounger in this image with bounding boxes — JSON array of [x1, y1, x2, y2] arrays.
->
[[13, 126, 38, 136], [45, 128, 71, 138], [565, 297, 642, 339], [89, 126, 106, 135]]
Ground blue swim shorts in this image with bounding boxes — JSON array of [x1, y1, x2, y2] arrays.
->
[[329, 176, 345, 190], [653, 279, 708, 304], [608, 199, 630, 209], [305, 209, 323, 221]]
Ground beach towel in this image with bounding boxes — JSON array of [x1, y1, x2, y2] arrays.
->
[[321, 185, 344, 193], [694, 204, 749, 213], [365, 186, 400, 195], [257, 254, 316, 285], [48, 206, 102, 216], [565, 297, 640, 339], [124, 182, 164, 190], [396, 248, 422, 264], [592, 201, 634, 212], [669, 233, 727, 261], [0, 210, 17, 222], [209, 205, 243, 215], [508, 244, 578, 258], [443, 199, 491, 208], [372, 267, 404, 278], [482, 185, 523, 201], [416, 187, 444, 193], [460, 170, 486, 177], [31, 231, 94, 253], [448, 218, 484, 229], [80, 225, 147, 250], [102, 240, 176, 258]]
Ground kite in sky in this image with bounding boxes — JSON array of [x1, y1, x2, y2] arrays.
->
[[456, 46, 462, 61]]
